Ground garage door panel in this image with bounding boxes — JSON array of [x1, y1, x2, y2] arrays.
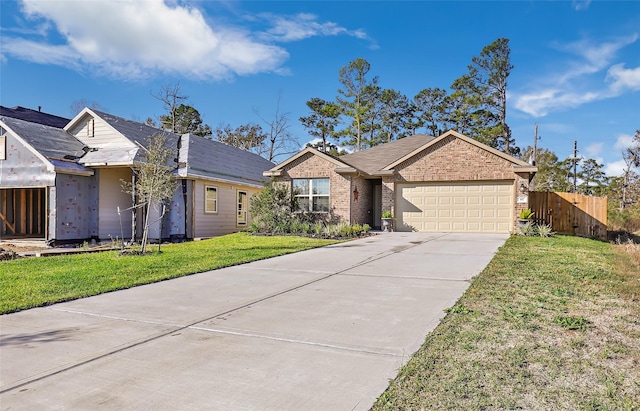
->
[[397, 181, 513, 233]]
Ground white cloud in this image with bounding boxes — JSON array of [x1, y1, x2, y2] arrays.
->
[[614, 133, 634, 150], [606, 63, 640, 93], [585, 142, 603, 157], [3, 1, 285, 80], [605, 159, 629, 177], [262, 13, 368, 42], [512, 88, 599, 117], [572, 0, 591, 11], [2, 1, 373, 80], [512, 34, 639, 117]]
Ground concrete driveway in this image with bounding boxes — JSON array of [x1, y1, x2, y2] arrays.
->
[[0, 232, 508, 410]]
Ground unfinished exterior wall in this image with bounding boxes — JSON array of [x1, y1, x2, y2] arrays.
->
[[0, 132, 54, 187], [54, 173, 98, 241]]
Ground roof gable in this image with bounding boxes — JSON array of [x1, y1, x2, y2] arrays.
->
[[0, 116, 93, 176], [1, 116, 86, 161], [266, 147, 348, 174], [66, 108, 181, 166], [383, 130, 535, 171]]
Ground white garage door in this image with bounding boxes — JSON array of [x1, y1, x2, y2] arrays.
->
[[396, 181, 514, 233]]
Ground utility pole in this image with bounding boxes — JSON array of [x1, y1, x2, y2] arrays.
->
[[572, 140, 578, 193], [532, 124, 538, 166], [529, 124, 540, 191]]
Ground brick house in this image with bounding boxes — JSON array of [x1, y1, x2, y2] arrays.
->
[[264, 130, 537, 233]]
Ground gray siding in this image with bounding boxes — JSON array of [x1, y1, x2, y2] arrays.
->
[[192, 179, 259, 238], [97, 168, 133, 240]]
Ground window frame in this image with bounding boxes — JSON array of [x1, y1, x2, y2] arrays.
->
[[204, 185, 218, 214], [293, 178, 330, 213], [237, 190, 248, 226]]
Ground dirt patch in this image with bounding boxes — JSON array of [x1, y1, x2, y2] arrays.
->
[[0, 243, 49, 253], [0, 248, 22, 261]]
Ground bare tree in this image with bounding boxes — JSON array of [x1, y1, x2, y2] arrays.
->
[[151, 82, 188, 133], [122, 134, 178, 253], [70, 99, 104, 116], [254, 96, 300, 162]]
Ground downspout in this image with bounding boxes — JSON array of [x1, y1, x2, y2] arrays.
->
[[130, 169, 136, 243], [349, 176, 353, 225], [177, 134, 188, 240]]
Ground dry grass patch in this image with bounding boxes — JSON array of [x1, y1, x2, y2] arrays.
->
[[373, 235, 640, 410]]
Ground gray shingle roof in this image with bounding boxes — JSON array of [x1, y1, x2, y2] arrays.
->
[[91, 109, 180, 148], [340, 134, 436, 174], [1, 115, 86, 160], [179, 134, 274, 187], [0, 106, 70, 128]]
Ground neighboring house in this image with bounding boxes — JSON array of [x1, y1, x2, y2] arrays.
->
[[264, 130, 537, 233], [0, 106, 273, 243]]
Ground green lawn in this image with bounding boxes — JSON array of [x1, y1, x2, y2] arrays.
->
[[0, 233, 340, 314], [373, 235, 640, 410]]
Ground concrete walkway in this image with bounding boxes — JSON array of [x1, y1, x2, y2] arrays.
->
[[0, 232, 508, 410]]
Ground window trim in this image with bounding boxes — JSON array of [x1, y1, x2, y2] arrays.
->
[[237, 190, 248, 226], [293, 178, 330, 213], [204, 185, 218, 214], [87, 118, 94, 137]]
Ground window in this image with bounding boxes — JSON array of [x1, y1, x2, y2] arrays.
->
[[87, 118, 94, 137], [293, 178, 329, 212], [205, 186, 217, 213], [237, 190, 247, 226]]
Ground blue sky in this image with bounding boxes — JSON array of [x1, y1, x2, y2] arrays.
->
[[1, 0, 639, 174]]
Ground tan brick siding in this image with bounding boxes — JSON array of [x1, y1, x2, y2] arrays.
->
[[350, 176, 372, 225], [395, 136, 514, 182]]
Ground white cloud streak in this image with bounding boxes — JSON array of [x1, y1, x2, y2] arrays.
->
[[2, 1, 371, 81], [572, 0, 592, 11], [260, 13, 372, 44], [614, 133, 635, 150], [512, 34, 639, 117]]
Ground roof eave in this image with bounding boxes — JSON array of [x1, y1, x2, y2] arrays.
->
[[263, 170, 283, 177], [334, 166, 360, 176], [371, 170, 395, 177], [513, 166, 538, 173]]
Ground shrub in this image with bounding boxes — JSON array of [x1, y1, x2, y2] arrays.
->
[[517, 221, 536, 236], [535, 224, 554, 238], [249, 180, 299, 234], [518, 208, 534, 220]]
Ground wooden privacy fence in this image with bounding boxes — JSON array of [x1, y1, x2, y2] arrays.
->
[[529, 191, 608, 240]]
